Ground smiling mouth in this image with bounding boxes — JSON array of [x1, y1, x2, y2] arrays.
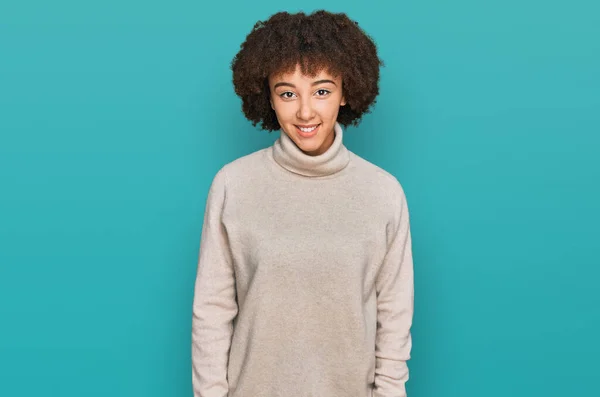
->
[[295, 124, 321, 137]]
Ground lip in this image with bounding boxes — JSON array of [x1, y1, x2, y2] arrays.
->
[[295, 123, 320, 138]]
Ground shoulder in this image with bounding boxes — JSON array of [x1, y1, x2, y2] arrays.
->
[[210, 147, 270, 189], [348, 151, 412, 234], [348, 150, 408, 204], [224, 148, 269, 173]]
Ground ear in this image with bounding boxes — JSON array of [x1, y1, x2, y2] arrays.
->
[[340, 95, 347, 106], [270, 97, 274, 110]]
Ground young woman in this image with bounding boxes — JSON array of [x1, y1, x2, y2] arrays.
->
[[192, 10, 414, 397]]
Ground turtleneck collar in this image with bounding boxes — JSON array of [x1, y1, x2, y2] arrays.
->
[[272, 122, 350, 177]]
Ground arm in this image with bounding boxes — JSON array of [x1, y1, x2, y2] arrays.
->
[[191, 167, 238, 397], [373, 184, 414, 397]]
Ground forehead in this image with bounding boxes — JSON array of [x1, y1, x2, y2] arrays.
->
[[269, 64, 341, 84]]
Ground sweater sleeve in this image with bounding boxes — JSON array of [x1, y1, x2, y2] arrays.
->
[[191, 167, 238, 397], [373, 183, 414, 397]]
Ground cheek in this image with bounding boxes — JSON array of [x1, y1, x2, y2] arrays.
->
[[315, 100, 342, 119], [272, 100, 295, 120]]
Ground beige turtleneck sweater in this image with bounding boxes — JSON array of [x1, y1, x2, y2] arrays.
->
[[191, 122, 414, 397]]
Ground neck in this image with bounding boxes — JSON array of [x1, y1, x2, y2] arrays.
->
[[272, 122, 350, 177]]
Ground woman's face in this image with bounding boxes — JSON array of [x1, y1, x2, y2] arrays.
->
[[268, 64, 346, 156]]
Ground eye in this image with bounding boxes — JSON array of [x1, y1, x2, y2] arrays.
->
[[316, 89, 331, 97], [279, 91, 296, 99]]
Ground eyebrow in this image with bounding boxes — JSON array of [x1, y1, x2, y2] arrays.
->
[[273, 79, 337, 89]]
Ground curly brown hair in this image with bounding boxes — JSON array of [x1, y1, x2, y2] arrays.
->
[[231, 10, 383, 131]]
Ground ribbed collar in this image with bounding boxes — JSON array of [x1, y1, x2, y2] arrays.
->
[[271, 122, 350, 177]]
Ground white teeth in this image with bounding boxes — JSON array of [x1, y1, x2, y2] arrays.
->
[[298, 126, 317, 132]]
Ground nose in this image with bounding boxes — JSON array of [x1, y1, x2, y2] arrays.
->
[[296, 96, 315, 121]]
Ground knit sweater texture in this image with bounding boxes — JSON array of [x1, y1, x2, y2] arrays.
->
[[192, 122, 414, 397]]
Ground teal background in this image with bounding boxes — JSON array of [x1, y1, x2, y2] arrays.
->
[[1, 0, 598, 396]]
